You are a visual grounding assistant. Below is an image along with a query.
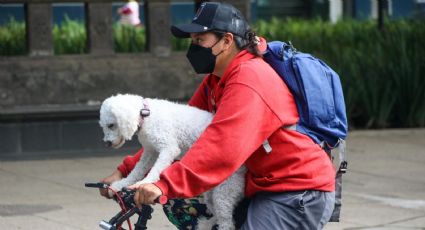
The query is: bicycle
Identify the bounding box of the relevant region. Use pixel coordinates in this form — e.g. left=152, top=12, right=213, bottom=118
left=85, top=182, right=167, bottom=230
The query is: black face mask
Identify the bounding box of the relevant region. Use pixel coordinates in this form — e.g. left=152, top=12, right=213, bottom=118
left=186, top=39, right=223, bottom=74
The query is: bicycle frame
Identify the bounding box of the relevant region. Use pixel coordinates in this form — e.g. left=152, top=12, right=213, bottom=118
left=99, top=205, right=153, bottom=230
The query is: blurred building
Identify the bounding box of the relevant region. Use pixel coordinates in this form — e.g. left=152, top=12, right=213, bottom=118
left=1, top=0, right=424, bottom=26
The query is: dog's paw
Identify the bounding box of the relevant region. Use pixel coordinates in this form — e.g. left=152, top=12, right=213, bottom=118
left=109, top=181, right=120, bottom=190
left=107, top=189, right=115, bottom=198
left=197, top=216, right=217, bottom=230
left=110, top=180, right=128, bottom=192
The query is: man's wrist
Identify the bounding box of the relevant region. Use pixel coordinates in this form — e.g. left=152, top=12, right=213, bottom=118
left=113, top=169, right=123, bottom=178
left=154, top=180, right=169, bottom=198
left=117, top=165, right=128, bottom=178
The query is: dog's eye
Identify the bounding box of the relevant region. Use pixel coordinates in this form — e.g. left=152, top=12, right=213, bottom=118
left=108, top=124, right=115, bottom=129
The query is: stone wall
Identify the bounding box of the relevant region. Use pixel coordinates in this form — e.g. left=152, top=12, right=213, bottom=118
left=0, top=53, right=200, bottom=108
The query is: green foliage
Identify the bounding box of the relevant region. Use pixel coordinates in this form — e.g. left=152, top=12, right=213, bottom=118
left=0, top=17, right=26, bottom=55
left=172, top=36, right=190, bottom=51
left=1, top=17, right=424, bottom=128
left=112, top=24, right=192, bottom=52
left=52, top=15, right=87, bottom=54
left=255, top=18, right=425, bottom=128
left=113, top=23, right=146, bottom=52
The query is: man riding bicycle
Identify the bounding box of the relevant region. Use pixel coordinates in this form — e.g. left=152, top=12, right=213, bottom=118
left=100, top=2, right=335, bottom=229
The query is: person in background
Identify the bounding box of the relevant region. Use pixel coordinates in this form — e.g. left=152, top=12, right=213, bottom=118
left=117, top=0, right=141, bottom=27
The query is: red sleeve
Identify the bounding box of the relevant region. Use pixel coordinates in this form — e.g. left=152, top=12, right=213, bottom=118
left=188, top=75, right=209, bottom=110
left=154, top=83, right=282, bottom=198
left=117, top=148, right=143, bottom=177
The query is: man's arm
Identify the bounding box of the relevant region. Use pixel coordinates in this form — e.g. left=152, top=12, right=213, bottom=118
left=154, top=83, right=282, bottom=198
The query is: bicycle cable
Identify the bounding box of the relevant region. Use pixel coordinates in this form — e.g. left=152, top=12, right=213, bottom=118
left=108, top=187, right=133, bottom=230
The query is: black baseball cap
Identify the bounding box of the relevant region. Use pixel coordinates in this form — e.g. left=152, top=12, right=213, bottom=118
left=171, top=2, right=250, bottom=38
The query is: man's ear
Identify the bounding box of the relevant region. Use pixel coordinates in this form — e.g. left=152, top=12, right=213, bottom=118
left=223, top=32, right=234, bottom=49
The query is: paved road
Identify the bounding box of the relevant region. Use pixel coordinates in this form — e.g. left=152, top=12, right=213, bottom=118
left=1, top=129, right=424, bottom=229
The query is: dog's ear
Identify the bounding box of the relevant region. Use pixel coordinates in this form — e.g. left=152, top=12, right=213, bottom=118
left=111, top=102, right=140, bottom=140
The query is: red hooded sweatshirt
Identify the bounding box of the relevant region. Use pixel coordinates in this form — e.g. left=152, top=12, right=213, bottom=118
left=118, top=48, right=335, bottom=198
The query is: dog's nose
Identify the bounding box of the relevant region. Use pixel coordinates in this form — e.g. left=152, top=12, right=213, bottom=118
left=105, top=141, right=112, bottom=148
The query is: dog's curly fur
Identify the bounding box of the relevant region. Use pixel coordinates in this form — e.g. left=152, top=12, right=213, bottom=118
left=99, top=93, right=246, bottom=230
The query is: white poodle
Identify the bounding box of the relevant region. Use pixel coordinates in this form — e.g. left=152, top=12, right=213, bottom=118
left=99, top=93, right=246, bottom=230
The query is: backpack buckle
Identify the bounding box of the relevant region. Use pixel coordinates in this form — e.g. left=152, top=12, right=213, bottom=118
left=338, top=161, right=348, bottom=174
left=288, top=41, right=297, bottom=52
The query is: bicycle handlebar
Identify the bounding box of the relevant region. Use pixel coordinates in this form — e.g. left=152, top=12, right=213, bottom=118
left=85, top=182, right=167, bottom=230
left=85, top=182, right=109, bottom=189
left=84, top=182, right=167, bottom=204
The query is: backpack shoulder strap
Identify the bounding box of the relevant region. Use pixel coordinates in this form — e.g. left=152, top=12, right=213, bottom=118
left=328, top=139, right=347, bottom=222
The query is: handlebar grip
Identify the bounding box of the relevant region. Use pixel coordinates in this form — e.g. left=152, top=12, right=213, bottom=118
left=85, top=182, right=108, bottom=189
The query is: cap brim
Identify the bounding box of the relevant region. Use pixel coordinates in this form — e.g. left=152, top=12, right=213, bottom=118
left=171, top=23, right=210, bottom=38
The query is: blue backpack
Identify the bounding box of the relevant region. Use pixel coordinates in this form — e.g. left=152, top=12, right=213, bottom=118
left=263, top=41, right=348, bottom=148
left=263, top=41, right=348, bottom=222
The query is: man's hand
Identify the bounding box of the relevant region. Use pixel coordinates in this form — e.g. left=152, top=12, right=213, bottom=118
left=99, top=170, right=123, bottom=198
left=128, top=183, right=163, bottom=208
